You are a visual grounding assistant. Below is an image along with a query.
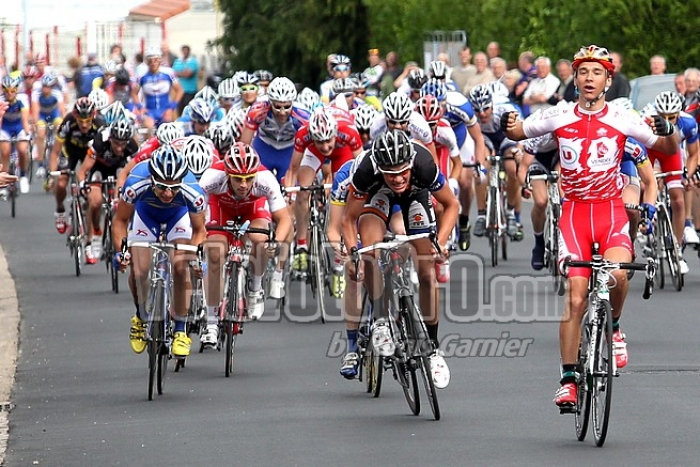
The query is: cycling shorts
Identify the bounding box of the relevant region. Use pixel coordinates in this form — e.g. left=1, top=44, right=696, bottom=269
left=58, top=147, right=89, bottom=171
left=299, top=145, right=354, bottom=175
left=252, top=138, right=293, bottom=183
left=206, top=196, right=271, bottom=243
left=559, top=198, right=632, bottom=279
left=0, top=128, right=30, bottom=142
left=145, top=107, right=170, bottom=125
left=38, top=112, right=62, bottom=126
left=88, top=163, right=125, bottom=184
left=647, top=150, right=683, bottom=189
left=128, top=204, right=191, bottom=243
left=361, top=187, right=435, bottom=234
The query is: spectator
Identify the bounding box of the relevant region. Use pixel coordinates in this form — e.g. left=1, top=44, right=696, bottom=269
left=109, top=44, right=126, bottom=64
left=363, top=48, right=384, bottom=99
left=605, top=51, right=631, bottom=100
left=490, top=57, right=507, bottom=80
left=675, top=72, right=686, bottom=96
left=503, top=68, right=523, bottom=105
left=173, top=45, right=200, bottom=115
left=393, top=60, right=421, bottom=92
left=161, top=41, right=177, bottom=67
left=683, top=68, right=700, bottom=108
left=554, top=59, right=576, bottom=102
left=649, top=55, right=666, bottom=75
left=513, top=51, right=536, bottom=107
left=76, top=53, right=104, bottom=98
left=65, top=56, right=81, bottom=88
left=134, top=53, right=147, bottom=77
left=486, top=41, right=501, bottom=60
left=523, top=56, right=560, bottom=115
left=450, top=46, right=476, bottom=93
left=435, top=52, right=453, bottom=80
left=462, top=52, right=495, bottom=95
left=384, top=51, right=402, bottom=81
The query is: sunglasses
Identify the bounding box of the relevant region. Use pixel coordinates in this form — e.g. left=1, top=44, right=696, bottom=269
left=354, top=90, right=367, bottom=96
left=228, top=173, right=257, bottom=182
left=660, top=113, right=679, bottom=121
left=343, top=92, right=355, bottom=98
left=271, top=103, right=292, bottom=111
left=333, top=65, right=350, bottom=72
left=152, top=180, right=183, bottom=192
left=221, top=97, right=236, bottom=103
left=377, top=162, right=413, bottom=175
left=240, top=85, right=259, bottom=92
left=387, top=119, right=408, bottom=126
left=76, top=116, right=94, bottom=123
left=3, top=87, right=18, bottom=92
left=474, top=106, right=492, bottom=114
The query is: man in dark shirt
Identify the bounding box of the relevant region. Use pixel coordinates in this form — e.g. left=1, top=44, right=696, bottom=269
left=605, top=51, right=631, bottom=100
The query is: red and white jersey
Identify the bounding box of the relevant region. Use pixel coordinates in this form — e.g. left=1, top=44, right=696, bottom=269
left=433, top=118, right=460, bottom=176
left=523, top=102, right=658, bottom=202
left=198, top=160, right=287, bottom=213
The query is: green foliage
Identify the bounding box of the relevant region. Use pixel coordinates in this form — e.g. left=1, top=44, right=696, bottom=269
left=216, top=0, right=700, bottom=86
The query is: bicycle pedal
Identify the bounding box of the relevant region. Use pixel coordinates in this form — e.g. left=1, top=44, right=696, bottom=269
left=558, top=405, right=576, bottom=415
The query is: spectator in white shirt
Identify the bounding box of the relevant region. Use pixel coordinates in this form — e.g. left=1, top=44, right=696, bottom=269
left=522, top=56, right=560, bottom=115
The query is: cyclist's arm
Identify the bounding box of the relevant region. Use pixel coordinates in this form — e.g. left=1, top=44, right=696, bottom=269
left=271, top=206, right=293, bottom=246
left=341, top=188, right=365, bottom=252
left=171, top=81, right=184, bottom=108
left=637, top=161, right=657, bottom=207
left=130, top=84, right=143, bottom=116
left=117, top=157, right=139, bottom=192
left=432, top=183, right=460, bottom=249
left=30, top=97, right=40, bottom=124
left=467, top=123, right=487, bottom=167
left=112, top=200, right=135, bottom=253
left=517, top=151, right=535, bottom=186
left=21, top=109, right=31, bottom=135
left=503, top=119, right=528, bottom=141
left=686, top=139, right=699, bottom=178
left=48, top=138, right=62, bottom=172
left=239, top=125, right=255, bottom=145
left=189, top=212, right=207, bottom=248
left=77, top=150, right=95, bottom=183
left=284, top=149, right=303, bottom=187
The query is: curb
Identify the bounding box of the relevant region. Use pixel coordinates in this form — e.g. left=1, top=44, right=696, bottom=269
left=0, top=244, right=19, bottom=465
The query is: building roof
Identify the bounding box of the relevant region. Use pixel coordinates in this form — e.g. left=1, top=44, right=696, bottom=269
left=128, top=0, right=190, bottom=21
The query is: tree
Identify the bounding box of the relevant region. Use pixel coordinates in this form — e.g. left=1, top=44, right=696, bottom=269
left=215, top=0, right=370, bottom=88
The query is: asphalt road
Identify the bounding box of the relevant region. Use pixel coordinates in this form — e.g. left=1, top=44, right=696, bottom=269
left=1, top=186, right=699, bottom=466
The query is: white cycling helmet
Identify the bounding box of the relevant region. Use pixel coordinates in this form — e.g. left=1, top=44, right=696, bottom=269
left=156, top=122, right=185, bottom=145
left=654, top=91, right=683, bottom=115
left=182, top=135, right=214, bottom=176
left=308, top=108, right=338, bottom=141
left=218, top=78, right=239, bottom=99
left=382, top=92, right=413, bottom=122
left=267, top=77, right=298, bottom=102
left=194, top=86, right=219, bottom=107
left=226, top=107, right=246, bottom=140
left=353, top=104, right=377, bottom=132
left=297, top=87, right=321, bottom=110
left=429, top=60, right=448, bottom=79
left=144, top=46, right=161, bottom=60
left=88, top=89, right=110, bottom=111
left=103, top=60, right=119, bottom=74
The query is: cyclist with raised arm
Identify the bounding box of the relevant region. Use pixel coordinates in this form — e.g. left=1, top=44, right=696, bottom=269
left=48, top=97, right=106, bottom=233
left=341, top=130, right=457, bottom=388
left=112, top=145, right=207, bottom=357
left=77, top=119, right=139, bottom=264
left=198, top=143, right=292, bottom=343
left=502, top=45, right=679, bottom=409
left=0, top=76, right=32, bottom=195
left=285, top=107, right=363, bottom=273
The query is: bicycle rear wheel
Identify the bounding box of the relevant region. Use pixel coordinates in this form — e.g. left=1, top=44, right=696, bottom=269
left=575, top=312, right=592, bottom=441
left=591, top=300, right=613, bottom=447
left=147, top=335, right=158, bottom=401
left=155, top=283, right=169, bottom=395
left=310, top=224, right=327, bottom=323
left=72, top=202, right=84, bottom=277
left=9, top=160, right=17, bottom=218
left=488, top=187, right=498, bottom=267
left=225, top=263, right=240, bottom=378
left=651, top=232, right=665, bottom=290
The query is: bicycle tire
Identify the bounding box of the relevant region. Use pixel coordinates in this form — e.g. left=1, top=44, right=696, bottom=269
left=73, top=201, right=83, bottom=277
left=591, top=299, right=613, bottom=447
left=147, top=335, right=157, bottom=401
left=660, top=213, right=682, bottom=292
left=9, top=159, right=16, bottom=218
left=360, top=292, right=383, bottom=398
left=225, top=262, right=240, bottom=378
left=651, top=232, right=665, bottom=290
left=488, top=186, right=498, bottom=267
left=489, top=229, right=498, bottom=267
left=575, top=312, right=592, bottom=441
left=397, top=298, right=420, bottom=416
left=310, top=224, right=327, bottom=323
left=155, top=282, right=169, bottom=395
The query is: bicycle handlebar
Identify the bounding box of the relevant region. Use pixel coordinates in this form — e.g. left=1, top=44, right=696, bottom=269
left=655, top=170, right=684, bottom=179
left=206, top=223, right=274, bottom=240
left=283, top=183, right=333, bottom=194
left=127, top=241, right=201, bottom=253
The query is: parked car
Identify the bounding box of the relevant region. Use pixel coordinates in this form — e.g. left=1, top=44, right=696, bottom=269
left=629, top=74, right=676, bottom=111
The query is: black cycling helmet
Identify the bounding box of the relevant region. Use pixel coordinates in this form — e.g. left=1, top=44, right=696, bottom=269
left=371, top=129, right=416, bottom=168
left=115, top=68, right=130, bottom=86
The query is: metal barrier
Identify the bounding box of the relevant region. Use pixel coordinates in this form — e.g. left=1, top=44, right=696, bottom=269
left=423, top=30, right=468, bottom=70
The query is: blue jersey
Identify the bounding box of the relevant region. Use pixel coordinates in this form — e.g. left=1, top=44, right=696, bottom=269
left=621, top=137, right=649, bottom=179
left=676, top=111, right=699, bottom=145
left=443, top=91, right=477, bottom=148
left=178, top=105, right=226, bottom=135
left=138, top=68, right=178, bottom=112
left=0, top=95, right=29, bottom=132
left=121, top=161, right=206, bottom=216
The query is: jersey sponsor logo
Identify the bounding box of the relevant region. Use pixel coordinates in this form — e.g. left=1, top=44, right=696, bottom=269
left=194, top=196, right=205, bottom=207
left=136, top=229, right=149, bottom=237
left=596, top=127, right=608, bottom=137
left=174, top=226, right=187, bottom=233
left=558, top=137, right=583, bottom=171
left=124, top=187, right=137, bottom=200
left=587, top=136, right=618, bottom=171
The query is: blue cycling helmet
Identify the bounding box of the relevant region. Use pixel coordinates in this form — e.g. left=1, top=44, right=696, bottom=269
left=149, top=144, right=189, bottom=181
left=188, top=98, right=215, bottom=124
left=2, top=75, right=21, bottom=89
left=420, top=78, right=447, bottom=102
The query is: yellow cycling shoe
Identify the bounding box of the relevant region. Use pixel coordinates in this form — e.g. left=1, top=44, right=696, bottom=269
left=331, top=272, right=346, bottom=299
left=129, top=315, right=147, bottom=354
left=172, top=332, right=192, bottom=358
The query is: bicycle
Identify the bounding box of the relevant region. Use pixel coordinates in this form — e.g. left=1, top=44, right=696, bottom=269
left=526, top=171, right=564, bottom=296
left=286, top=181, right=333, bottom=323
left=641, top=170, right=684, bottom=292
left=125, top=234, right=201, bottom=399
left=49, top=170, right=87, bottom=277
left=563, top=243, right=655, bottom=447
left=353, top=231, right=444, bottom=420
left=7, top=137, right=21, bottom=218
left=189, top=253, right=208, bottom=351
left=207, top=220, right=273, bottom=377
left=99, top=176, right=120, bottom=293
left=484, top=154, right=509, bottom=267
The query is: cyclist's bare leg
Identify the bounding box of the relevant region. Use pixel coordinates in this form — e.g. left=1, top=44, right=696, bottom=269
left=530, top=180, right=548, bottom=233
left=172, top=238, right=194, bottom=319
left=128, top=246, right=153, bottom=311
left=358, top=213, right=386, bottom=308
left=204, top=234, right=228, bottom=309
left=669, top=187, right=685, bottom=246
left=622, top=182, right=640, bottom=240
left=54, top=175, right=69, bottom=210
left=504, top=158, right=521, bottom=213
left=604, top=246, right=632, bottom=321
left=293, top=166, right=316, bottom=246
left=560, top=277, right=588, bottom=364
left=35, top=125, right=46, bottom=164
left=87, top=185, right=103, bottom=241
left=0, top=142, right=10, bottom=171
left=458, top=167, right=474, bottom=215
left=17, top=140, right=30, bottom=173
left=412, top=237, right=439, bottom=325
left=246, top=218, right=272, bottom=282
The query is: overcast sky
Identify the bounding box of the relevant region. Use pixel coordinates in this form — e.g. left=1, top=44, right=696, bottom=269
left=1, top=0, right=145, bottom=29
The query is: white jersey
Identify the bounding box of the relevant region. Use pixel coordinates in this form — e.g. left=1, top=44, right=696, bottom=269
left=370, top=111, right=433, bottom=146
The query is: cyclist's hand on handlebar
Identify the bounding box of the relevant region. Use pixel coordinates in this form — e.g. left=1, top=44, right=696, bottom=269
left=348, top=246, right=364, bottom=281
left=639, top=202, right=656, bottom=235
left=190, top=260, right=207, bottom=278
left=78, top=181, right=91, bottom=197
left=113, top=252, right=131, bottom=272
left=264, top=241, right=278, bottom=258
left=521, top=185, right=532, bottom=199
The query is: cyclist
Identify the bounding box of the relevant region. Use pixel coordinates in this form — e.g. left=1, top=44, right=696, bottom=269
left=351, top=104, right=377, bottom=146
left=225, top=107, right=246, bottom=141
left=204, top=122, right=234, bottom=158
left=112, top=144, right=207, bottom=357
left=297, top=87, right=321, bottom=111
left=88, top=88, right=111, bottom=112
left=31, top=73, right=66, bottom=180
left=105, top=68, right=139, bottom=112
left=351, top=72, right=382, bottom=111
left=501, top=44, right=679, bottom=408
left=184, top=86, right=225, bottom=122
left=0, top=76, right=32, bottom=195
left=181, top=135, right=216, bottom=180
left=469, top=84, right=525, bottom=241
left=428, top=60, right=458, bottom=91
left=330, top=77, right=360, bottom=111
left=48, top=97, right=107, bottom=232
left=255, top=69, right=274, bottom=95
left=405, top=69, right=428, bottom=103
left=286, top=107, right=363, bottom=273
left=646, top=91, right=699, bottom=273
left=342, top=129, right=457, bottom=388
left=133, top=46, right=184, bottom=130
left=218, top=78, right=240, bottom=114
left=233, top=71, right=260, bottom=111
left=198, top=142, right=292, bottom=343
left=421, top=78, right=488, bottom=250
left=320, top=54, right=352, bottom=104
left=178, top=98, right=215, bottom=136
left=77, top=118, right=139, bottom=264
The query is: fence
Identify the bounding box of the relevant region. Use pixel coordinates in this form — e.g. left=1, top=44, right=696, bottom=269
left=423, top=30, right=468, bottom=70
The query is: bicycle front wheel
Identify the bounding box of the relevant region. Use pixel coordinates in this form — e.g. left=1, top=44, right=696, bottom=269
left=660, top=212, right=683, bottom=291
left=591, top=300, right=613, bottom=447
left=155, top=283, right=169, bottom=395
left=404, top=297, right=440, bottom=420
left=396, top=299, right=420, bottom=416
left=72, top=202, right=84, bottom=277
left=360, top=292, right=383, bottom=398
left=575, top=312, right=592, bottom=441
left=225, top=263, right=240, bottom=378
left=310, top=224, right=328, bottom=323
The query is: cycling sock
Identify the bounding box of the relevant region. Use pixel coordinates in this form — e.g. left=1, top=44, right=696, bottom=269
left=174, top=318, right=186, bottom=333
left=477, top=209, right=486, bottom=216
left=248, top=274, right=263, bottom=292
left=534, top=233, right=544, bottom=247
left=426, top=324, right=439, bottom=346
left=206, top=305, right=218, bottom=325
left=296, top=239, right=308, bottom=250
left=685, top=218, right=694, bottom=228
left=612, top=318, right=620, bottom=332
left=56, top=205, right=66, bottom=213
left=560, top=364, right=577, bottom=384
left=272, top=269, right=284, bottom=281
left=19, top=169, right=26, bottom=177
left=371, top=297, right=385, bottom=320
left=459, top=215, right=470, bottom=229
left=346, top=329, right=358, bottom=354
left=514, top=211, right=521, bottom=223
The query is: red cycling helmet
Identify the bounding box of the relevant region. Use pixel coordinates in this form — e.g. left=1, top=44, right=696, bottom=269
left=572, top=45, right=615, bottom=76
left=223, top=142, right=261, bottom=175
